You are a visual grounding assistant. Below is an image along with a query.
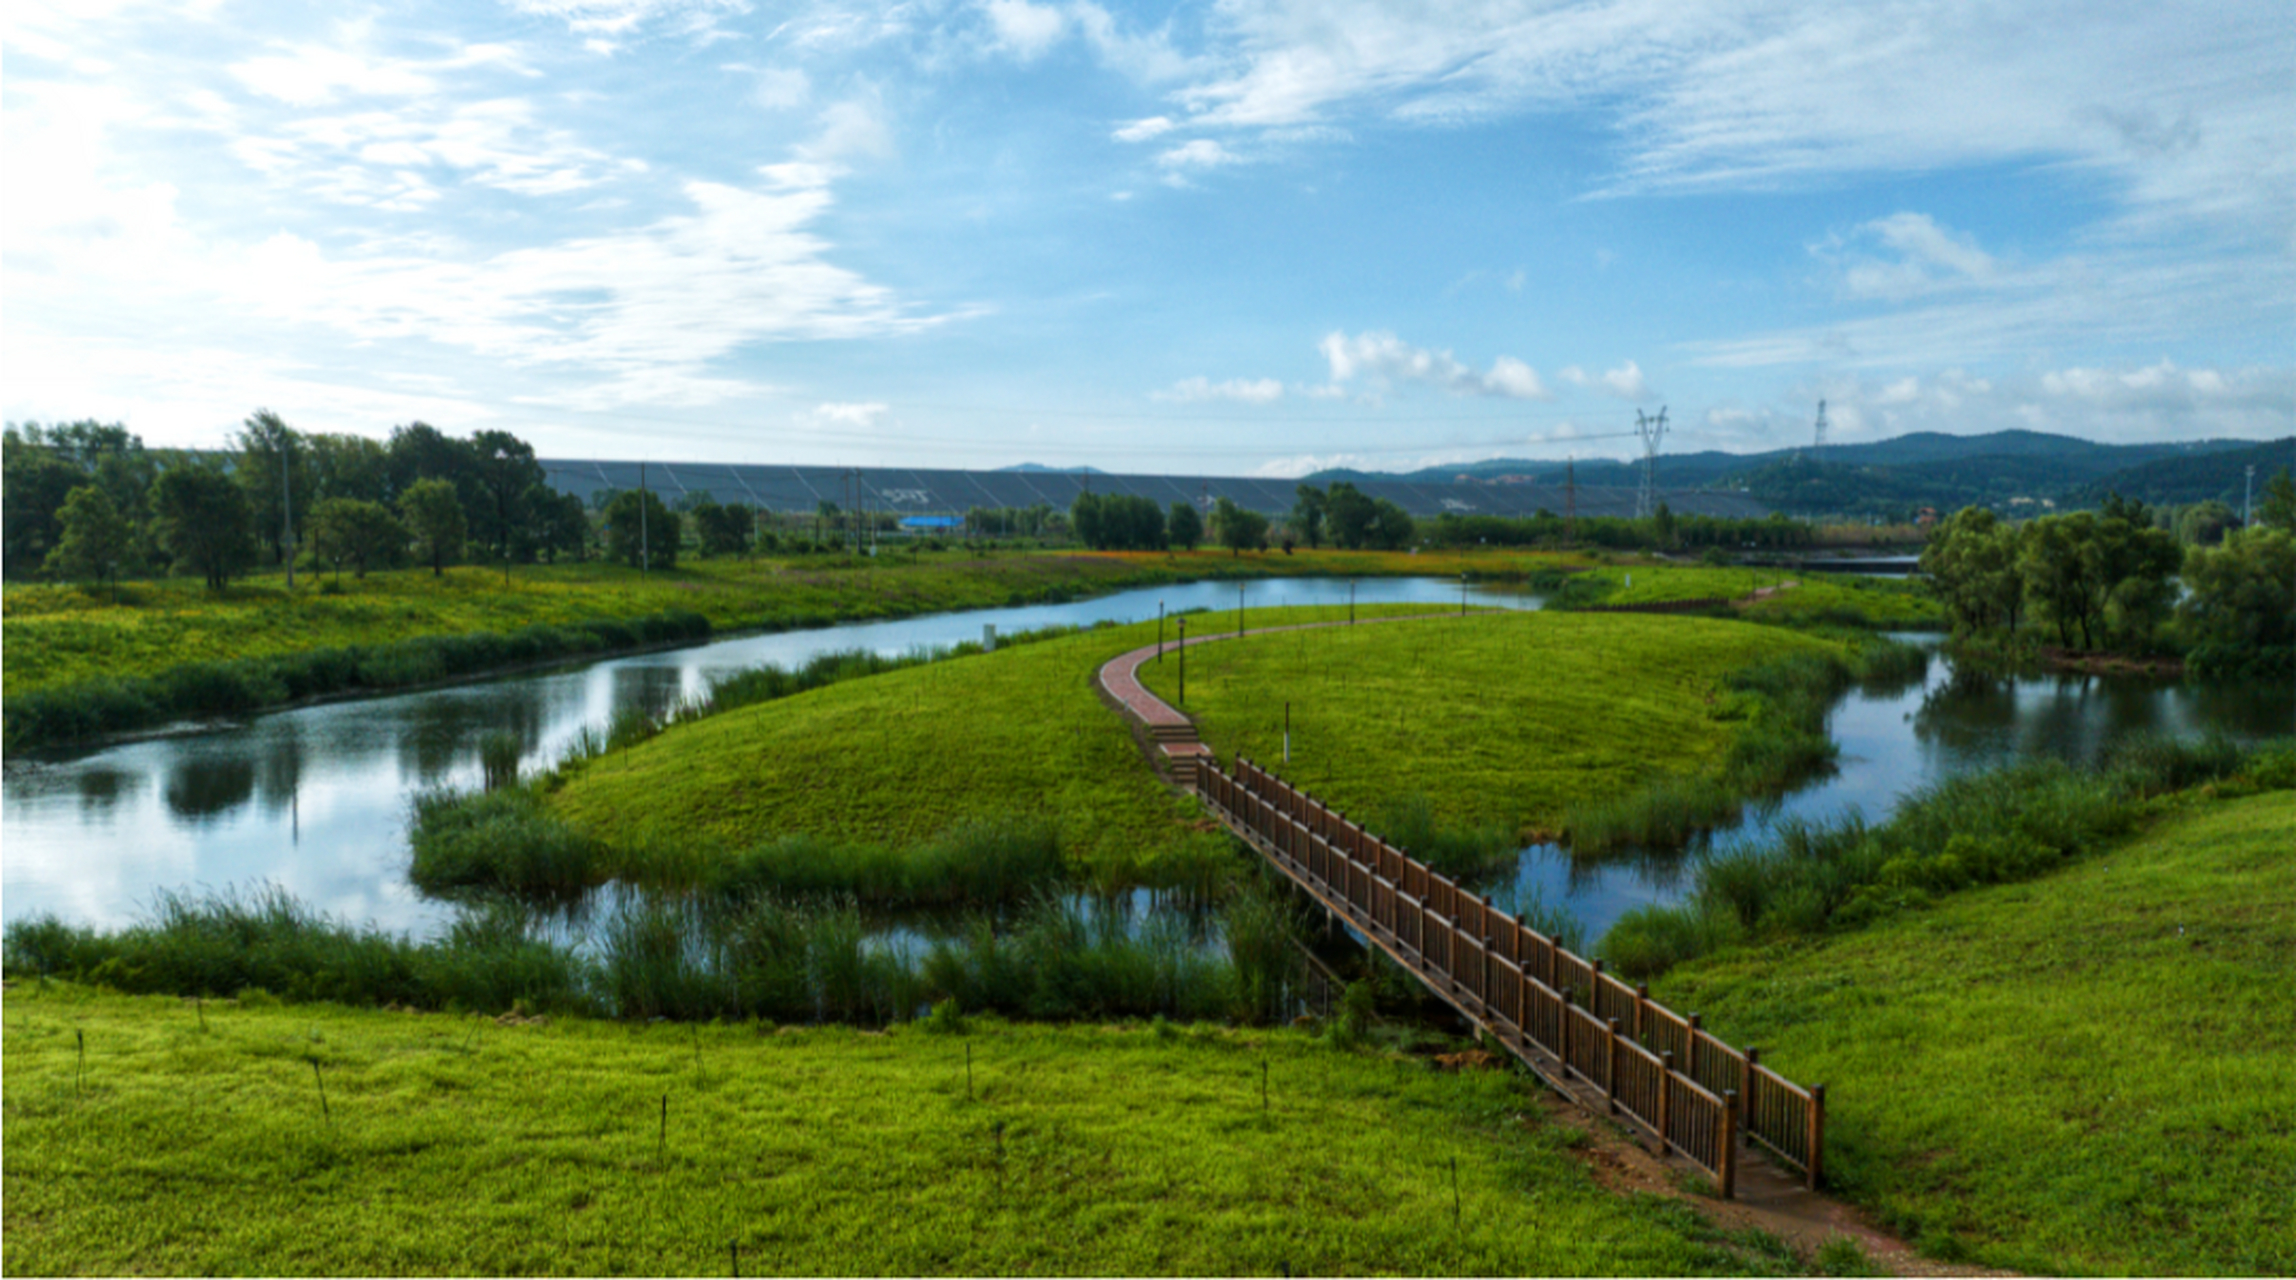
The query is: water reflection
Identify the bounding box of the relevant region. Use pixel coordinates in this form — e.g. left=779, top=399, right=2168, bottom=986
left=4, top=577, right=1541, bottom=932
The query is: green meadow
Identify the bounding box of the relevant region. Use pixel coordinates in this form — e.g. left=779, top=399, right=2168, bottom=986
left=1133, top=611, right=1846, bottom=836
left=1648, top=789, right=2296, bottom=1275
left=1562, top=564, right=1941, bottom=627
left=544, top=605, right=1456, bottom=893
left=0, top=986, right=1792, bottom=1276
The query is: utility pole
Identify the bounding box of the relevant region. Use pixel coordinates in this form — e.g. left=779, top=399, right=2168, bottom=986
left=639, top=461, right=650, bottom=574
left=1565, top=456, right=1577, bottom=546
left=1811, top=399, right=1829, bottom=463
left=281, top=435, right=295, bottom=590
left=1635, top=407, right=1669, bottom=520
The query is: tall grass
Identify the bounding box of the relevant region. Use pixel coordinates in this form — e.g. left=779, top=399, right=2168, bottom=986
left=3, top=880, right=1306, bottom=1027
left=1598, top=733, right=2288, bottom=979
left=1377, top=794, right=1520, bottom=881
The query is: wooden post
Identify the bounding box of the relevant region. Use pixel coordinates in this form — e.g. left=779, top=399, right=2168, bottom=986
left=1590, top=957, right=1606, bottom=1016
left=1634, top=983, right=1650, bottom=1042
left=1718, top=1091, right=1739, bottom=1200
left=1656, top=1051, right=1676, bottom=1158
left=1559, top=988, right=1574, bottom=1079
left=1686, top=1013, right=1703, bottom=1083
left=1742, top=1047, right=1760, bottom=1144
left=1808, top=1084, right=1827, bottom=1190
left=1605, top=1018, right=1622, bottom=1114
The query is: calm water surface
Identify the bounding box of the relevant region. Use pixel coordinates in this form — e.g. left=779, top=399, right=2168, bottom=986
left=2, top=577, right=1537, bottom=931
left=7, top=585, right=2288, bottom=943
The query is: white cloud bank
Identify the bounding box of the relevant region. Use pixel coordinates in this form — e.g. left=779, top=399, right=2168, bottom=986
left=1319, top=331, right=1552, bottom=400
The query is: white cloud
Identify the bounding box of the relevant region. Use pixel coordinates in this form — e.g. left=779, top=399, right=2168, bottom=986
left=1823, top=212, right=1998, bottom=301
left=1156, top=376, right=1284, bottom=404
left=1319, top=331, right=1553, bottom=400
left=506, top=0, right=746, bottom=40
left=980, top=0, right=1066, bottom=60
left=744, top=66, right=812, bottom=110
left=1156, top=139, right=1238, bottom=169
left=800, top=97, right=894, bottom=161
left=230, top=47, right=437, bottom=106
left=803, top=400, right=891, bottom=427
left=1113, top=115, right=1176, bottom=142
left=1559, top=359, right=1649, bottom=401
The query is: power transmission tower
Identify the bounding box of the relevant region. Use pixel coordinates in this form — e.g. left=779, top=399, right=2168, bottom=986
left=1635, top=407, right=1669, bottom=520
left=1811, top=399, right=1829, bottom=462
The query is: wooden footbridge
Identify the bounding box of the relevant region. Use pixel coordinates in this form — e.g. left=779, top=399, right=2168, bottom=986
left=1098, top=622, right=1827, bottom=1199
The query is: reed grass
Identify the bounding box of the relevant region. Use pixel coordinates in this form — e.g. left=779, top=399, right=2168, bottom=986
left=1597, top=734, right=2291, bottom=980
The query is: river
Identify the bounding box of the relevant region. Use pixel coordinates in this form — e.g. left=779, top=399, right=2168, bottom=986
left=5, top=578, right=2287, bottom=941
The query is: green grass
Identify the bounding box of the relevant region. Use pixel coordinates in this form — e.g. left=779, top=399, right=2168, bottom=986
left=1647, top=790, right=2296, bottom=1275
left=1563, top=564, right=1942, bottom=628
left=1, top=985, right=1790, bottom=1276
left=547, top=605, right=1455, bottom=894
left=1134, top=611, right=1845, bottom=838
left=0, top=554, right=1192, bottom=701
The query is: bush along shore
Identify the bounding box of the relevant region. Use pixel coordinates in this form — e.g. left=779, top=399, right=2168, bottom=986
left=1559, top=634, right=1931, bottom=858
left=0, top=551, right=1296, bottom=752
left=1, top=880, right=1315, bottom=1030
left=2, top=608, right=713, bottom=752
left=1596, top=733, right=2296, bottom=980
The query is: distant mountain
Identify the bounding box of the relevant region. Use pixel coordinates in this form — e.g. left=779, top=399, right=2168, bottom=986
left=999, top=462, right=1107, bottom=474
left=2070, top=437, right=2296, bottom=509
left=1302, top=430, right=2264, bottom=517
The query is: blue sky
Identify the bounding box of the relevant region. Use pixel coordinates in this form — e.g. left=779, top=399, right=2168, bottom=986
left=5, top=0, right=2292, bottom=473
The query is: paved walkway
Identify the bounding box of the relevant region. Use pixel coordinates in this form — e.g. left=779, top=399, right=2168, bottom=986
left=1095, top=611, right=1465, bottom=773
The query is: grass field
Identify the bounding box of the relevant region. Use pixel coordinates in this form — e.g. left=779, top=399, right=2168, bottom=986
left=0, top=985, right=1793, bottom=1276
left=545, top=605, right=1457, bottom=892
left=1133, top=611, right=1844, bottom=837
left=1562, top=565, right=1941, bottom=627
left=0, top=554, right=1168, bottom=700
left=1648, top=789, right=2296, bottom=1275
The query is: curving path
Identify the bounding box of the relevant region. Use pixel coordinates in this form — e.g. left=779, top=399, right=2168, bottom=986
left=1095, top=611, right=1463, bottom=777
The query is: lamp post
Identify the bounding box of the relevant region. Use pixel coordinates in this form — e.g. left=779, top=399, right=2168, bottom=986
left=1349, top=578, right=1356, bottom=626
left=1237, top=583, right=1245, bottom=639
left=1460, top=572, right=1468, bottom=616
left=1157, top=601, right=1165, bottom=664
left=1177, top=616, right=1187, bottom=705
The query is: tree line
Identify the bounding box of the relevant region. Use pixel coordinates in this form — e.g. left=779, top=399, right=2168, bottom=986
left=1920, top=477, right=2295, bottom=676
left=5, top=415, right=600, bottom=592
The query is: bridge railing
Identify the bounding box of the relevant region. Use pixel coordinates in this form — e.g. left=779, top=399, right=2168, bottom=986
left=1200, top=754, right=1824, bottom=1197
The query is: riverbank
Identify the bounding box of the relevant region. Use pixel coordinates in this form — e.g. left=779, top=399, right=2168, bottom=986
left=1644, top=787, right=2296, bottom=1275
left=1, top=550, right=1585, bottom=753
left=0, top=984, right=1792, bottom=1276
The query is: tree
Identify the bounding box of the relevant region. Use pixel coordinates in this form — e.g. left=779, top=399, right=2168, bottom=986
left=2178, top=528, right=2296, bottom=676
left=1325, top=483, right=1377, bottom=549
left=2175, top=500, right=2238, bottom=547
left=1921, top=507, right=2023, bottom=634
left=399, top=478, right=467, bottom=577
left=309, top=497, right=406, bottom=579
left=2, top=429, right=88, bottom=576
left=466, top=430, right=544, bottom=567
left=1070, top=492, right=1165, bottom=550
left=1370, top=498, right=1416, bottom=550
left=527, top=487, right=591, bottom=563
left=151, top=462, right=256, bottom=591
left=1212, top=497, right=1268, bottom=557
left=690, top=498, right=754, bottom=557
left=1290, top=485, right=1327, bottom=549
left=2018, top=514, right=2101, bottom=648
left=1168, top=501, right=1204, bottom=551
left=2260, top=468, right=2296, bottom=533
left=385, top=422, right=474, bottom=502
left=43, top=485, right=136, bottom=600
left=307, top=433, right=391, bottom=505
left=1652, top=501, right=1678, bottom=550
left=234, top=409, right=311, bottom=572
left=604, top=489, right=678, bottom=569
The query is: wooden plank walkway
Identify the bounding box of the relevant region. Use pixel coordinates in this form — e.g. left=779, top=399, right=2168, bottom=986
left=1093, top=614, right=1828, bottom=1200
